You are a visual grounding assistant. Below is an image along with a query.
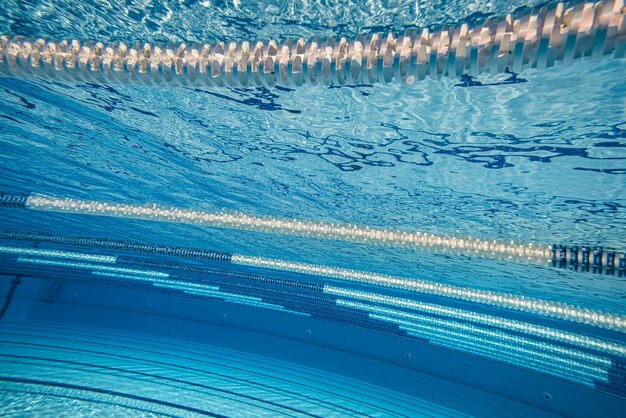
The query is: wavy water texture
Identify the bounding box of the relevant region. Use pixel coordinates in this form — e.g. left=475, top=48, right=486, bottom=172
left=0, top=0, right=548, bottom=43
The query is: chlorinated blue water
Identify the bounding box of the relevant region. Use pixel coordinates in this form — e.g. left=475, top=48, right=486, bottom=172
left=0, top=1, right=625, bottom=417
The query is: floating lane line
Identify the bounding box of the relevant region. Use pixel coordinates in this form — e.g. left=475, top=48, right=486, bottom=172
left=0, top=243, right=625, bottom=332
left=3, top=193, right=624, bottom=275
left=0, top=1, right=624, bottom=87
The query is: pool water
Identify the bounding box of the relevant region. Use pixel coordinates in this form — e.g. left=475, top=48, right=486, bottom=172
left=0, top=0, right=625, bottom=416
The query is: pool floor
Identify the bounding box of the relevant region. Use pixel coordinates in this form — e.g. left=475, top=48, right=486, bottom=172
left=0, top=321, right=462, bottom=417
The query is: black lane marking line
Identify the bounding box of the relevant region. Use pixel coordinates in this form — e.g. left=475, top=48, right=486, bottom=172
left=0, top=329, right=395, bottom=416
left=0, top=231, right=233, bottom=262
left=0, top=276, right=22, bottom=319
left=0, top=354, right=299, bottom=418
left=0, top=341, right=326, bottom=418
left=0, top=376, right=227, bottom=417
left=0, top=387, right=181, bottom=418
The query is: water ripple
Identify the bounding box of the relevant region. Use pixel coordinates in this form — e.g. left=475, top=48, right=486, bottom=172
left=0, top=0, right=548, bottom=42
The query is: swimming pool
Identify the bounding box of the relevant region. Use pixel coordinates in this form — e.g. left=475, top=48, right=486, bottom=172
left=0, top=0, right=625, bottom=416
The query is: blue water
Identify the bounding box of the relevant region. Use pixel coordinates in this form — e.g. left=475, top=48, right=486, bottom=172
left=0, top=1, right=625, bottom=417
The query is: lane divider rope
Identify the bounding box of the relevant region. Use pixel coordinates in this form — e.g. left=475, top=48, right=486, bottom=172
left=0, top=237, right=624, bottom=332
left=1, top=0, right=624, bottom=87
left=1, top=192, right=623, bottom=275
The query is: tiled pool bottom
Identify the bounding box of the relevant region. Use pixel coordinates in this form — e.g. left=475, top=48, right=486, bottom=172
left=0, top=309, right=620, bottom=418
left=0, top=322, right=461, bottom=417
left=0, top=255, right=624, bottom=417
